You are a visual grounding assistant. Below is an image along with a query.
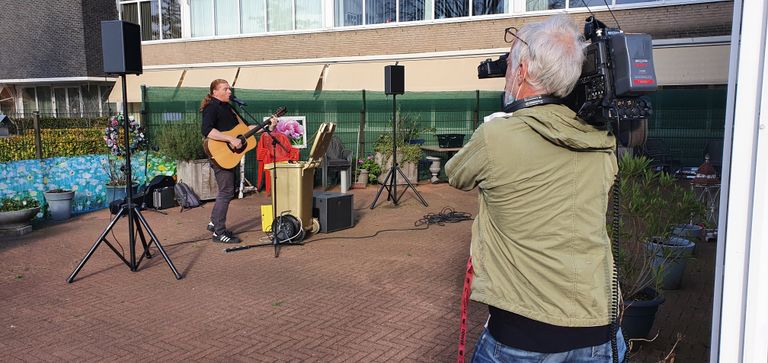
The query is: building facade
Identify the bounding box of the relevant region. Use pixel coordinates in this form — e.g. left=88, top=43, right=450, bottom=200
left=107, top=0, right=732, bottom=104
left=0, top=0, right=118, bottom=117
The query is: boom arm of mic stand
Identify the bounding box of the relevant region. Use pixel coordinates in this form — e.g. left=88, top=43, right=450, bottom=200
left=231, top=104, right=291, bottom=153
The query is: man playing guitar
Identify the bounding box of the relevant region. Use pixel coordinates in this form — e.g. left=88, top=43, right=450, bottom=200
left=200, top=79, right=276, bottom=243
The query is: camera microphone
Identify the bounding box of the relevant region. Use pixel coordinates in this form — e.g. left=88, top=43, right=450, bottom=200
left=230, top=95, right=247, bottom=107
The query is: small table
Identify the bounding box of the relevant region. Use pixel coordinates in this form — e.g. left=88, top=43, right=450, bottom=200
left=691, top=181, right=720, bottom=227
left=420, top=146, right=463, bottom=182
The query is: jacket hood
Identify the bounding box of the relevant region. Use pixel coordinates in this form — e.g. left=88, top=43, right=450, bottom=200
left=515, top=104, right=616, bottom=152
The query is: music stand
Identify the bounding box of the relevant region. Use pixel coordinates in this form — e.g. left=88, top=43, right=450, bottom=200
left=370, top=64, right=428, bottom=209
left=67, top=72, right=181, bottom=282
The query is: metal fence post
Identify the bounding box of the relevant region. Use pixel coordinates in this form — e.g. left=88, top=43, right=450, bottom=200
left=33, top=111, right=42, bottom=159
left=356, top=89, right=367, bottom=174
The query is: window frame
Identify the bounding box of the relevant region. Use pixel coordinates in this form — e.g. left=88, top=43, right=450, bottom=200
left=119, top=0, right=182, bottom=41
left=131, top=0, right=716, bottom=42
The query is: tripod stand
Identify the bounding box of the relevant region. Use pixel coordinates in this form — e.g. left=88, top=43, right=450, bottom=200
left=228, top=103, right=299, bottom=257
left=370, top=93, right=428, bottom=209
left=67, top=73, right=181, bottom=283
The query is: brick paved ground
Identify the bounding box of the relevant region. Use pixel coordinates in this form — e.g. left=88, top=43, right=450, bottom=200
left=0, top=183, right=714, bottom=362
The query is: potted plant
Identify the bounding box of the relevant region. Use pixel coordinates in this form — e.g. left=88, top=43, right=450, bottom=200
left=103, top=114, right=145, bottom=202
left=153, top=123, right=216, bottom=200
left=355, top=154, right=381, bottom=188
left=396, top=111, right=435, bottom=145
left=43, top=188, right=75, bottom=221
left=613, top=153, right=704, bottom=340
left=0, top=194, right=40, bottom=236
left=373, top=132, right=423, bottom=185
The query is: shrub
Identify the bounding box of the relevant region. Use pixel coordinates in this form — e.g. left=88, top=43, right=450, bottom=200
left=0, top=128, right=104, bottom=162
left=153, top=123, right=206, bottom=161
left=0, top=195, right=40, bottom=212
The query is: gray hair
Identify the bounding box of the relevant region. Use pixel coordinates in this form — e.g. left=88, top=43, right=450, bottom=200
left=509, top=15, right=586, bottom=97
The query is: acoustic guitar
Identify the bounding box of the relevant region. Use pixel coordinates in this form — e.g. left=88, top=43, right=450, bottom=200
left=203, top=106, right=287, bottom=169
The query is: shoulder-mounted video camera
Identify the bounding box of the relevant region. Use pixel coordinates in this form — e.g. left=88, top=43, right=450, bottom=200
left=478, top=17, right=657, bottom=145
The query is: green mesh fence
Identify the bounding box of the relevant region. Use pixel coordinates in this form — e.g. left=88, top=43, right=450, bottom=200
left=141, top=87, right=501, bottom=184
left=647, top=86, right=726, bottom=167
left=140, top=85, right=726, bottom=184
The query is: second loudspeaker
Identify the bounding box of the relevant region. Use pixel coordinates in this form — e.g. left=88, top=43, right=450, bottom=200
left=384, top=65, right=404, bottom=95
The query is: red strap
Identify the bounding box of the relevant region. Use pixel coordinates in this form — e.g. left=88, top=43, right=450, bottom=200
left=458, top=256, right=473, bottom=363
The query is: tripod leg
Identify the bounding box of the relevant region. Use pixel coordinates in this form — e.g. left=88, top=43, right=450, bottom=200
left=131, top=210, right=152, bottom=259
left=67, top=206, right=130, bottom=283
left=369, top=167, right=395, bottom=209
left=134, top=208, right=182, bottom=280
left=395, top=166, right=428, bottom=207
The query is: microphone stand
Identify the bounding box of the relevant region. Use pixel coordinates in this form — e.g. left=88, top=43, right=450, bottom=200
left=228, top=103, right=296, bottom=257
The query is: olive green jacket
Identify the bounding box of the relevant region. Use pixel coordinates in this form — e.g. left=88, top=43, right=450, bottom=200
left=445, top=104, right=618, bottom=327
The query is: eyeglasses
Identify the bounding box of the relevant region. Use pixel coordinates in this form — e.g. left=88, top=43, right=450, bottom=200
left=504, top=26, right=529, bottom=47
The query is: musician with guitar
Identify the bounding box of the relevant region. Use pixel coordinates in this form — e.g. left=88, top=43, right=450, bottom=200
left=200, top=79, right=277, bottom=244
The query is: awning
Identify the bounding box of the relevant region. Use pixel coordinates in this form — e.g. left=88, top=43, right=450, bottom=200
left=113, top=43, right=729, bottom=102
left=653, top=44, right=730, bottom=85
left=235, top=64, right=327, bottom=90
left=107, top=70, right=184, bottom=103
left=180, top=67, right=239, bottom=88
left=233, top=57, right=505, bottom=92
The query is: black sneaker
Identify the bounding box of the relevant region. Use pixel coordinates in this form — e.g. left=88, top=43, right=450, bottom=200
left=212, top=232, right=241, bottom=244
left=207, top=222, right=215, bottom=232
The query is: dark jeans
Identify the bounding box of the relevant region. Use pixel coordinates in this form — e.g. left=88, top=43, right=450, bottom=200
left=210, top=161, right=235, bottom=235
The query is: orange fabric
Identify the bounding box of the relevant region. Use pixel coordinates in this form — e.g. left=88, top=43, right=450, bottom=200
left=256, top=132, right=300, bottom=194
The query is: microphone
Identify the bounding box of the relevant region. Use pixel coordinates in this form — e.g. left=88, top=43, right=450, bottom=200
left=230, top=95, right=247, bottom=107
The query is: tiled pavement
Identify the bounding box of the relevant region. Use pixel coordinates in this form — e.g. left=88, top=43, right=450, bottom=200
left=0, top=183, right=713, bottom=362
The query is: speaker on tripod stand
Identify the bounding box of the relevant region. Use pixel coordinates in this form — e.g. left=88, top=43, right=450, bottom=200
left=370, top=64, right=428, bottom=209
left=67, top=20, right=181, bottom=283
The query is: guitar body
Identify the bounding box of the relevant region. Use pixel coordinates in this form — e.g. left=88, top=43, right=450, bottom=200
left=203, top=123, right=257, bottom=169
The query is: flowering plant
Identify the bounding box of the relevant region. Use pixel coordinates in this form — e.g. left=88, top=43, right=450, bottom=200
left=104, top=114, right=146, bottom=156
left=0, top=195, right=40, bottom=212
left=357, top=154, right=381, bottom=184
left=103, top=114, right=147, bottom=185
left=275, top=118, right=306, bottom=147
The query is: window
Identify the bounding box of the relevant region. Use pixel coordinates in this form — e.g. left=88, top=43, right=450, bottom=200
left=240, top=0, right=266, bottom=34
left=22, top=88, right=37, bottom=116
left=36, top=87, right=52, bottom=116
left=191, top=0, right=214, bottom=37
left=366, top=0, right=396, bottom=24
left=473, top=0, right=505, bottom=15
left=101, top=86, right=116, bottom=116
left=120, top=0, right=182, bottom=40
left=335, top=0, right=362, bottom=26
left=296, top=0, right=323, bottom=30
left=435, top=0, right=468, bottom=19
left=162, top=0, right=182, bottom=38
left=400, top=0, right=428, bottom=22
left=54, top=88, right=68, bottom=117
left=267, top=0, right=293, bottom=31
left=81, top=86, right=100, bottom=115
left=216, top=0, right=240, bottom=35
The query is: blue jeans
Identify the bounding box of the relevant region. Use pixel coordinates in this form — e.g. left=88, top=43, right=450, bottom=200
left=471, top=328, right=626, bottom=363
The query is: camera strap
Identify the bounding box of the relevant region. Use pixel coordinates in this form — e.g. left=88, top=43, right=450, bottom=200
left=457, top=256, right=474, bottom=363
left=503, top=95, right=562, bottom=113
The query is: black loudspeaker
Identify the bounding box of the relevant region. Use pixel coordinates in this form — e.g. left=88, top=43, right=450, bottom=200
left=312, top=192, right=354, bottom=233
left=101, top=20, right=143, bottom=75
left=384, top=65, right=404, bottom=95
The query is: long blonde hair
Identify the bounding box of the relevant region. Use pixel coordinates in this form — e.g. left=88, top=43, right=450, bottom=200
left=199, top=79, right=229, bottom=112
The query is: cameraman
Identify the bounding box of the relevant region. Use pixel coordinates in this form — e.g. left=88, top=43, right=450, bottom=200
left=445, top=15, right=624, bottom=362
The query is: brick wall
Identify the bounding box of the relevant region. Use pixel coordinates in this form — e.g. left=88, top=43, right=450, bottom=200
left=0, top=0, right=116, bottom=80
left=141, top=2, right=733, bottom=67
left=81, top=0, right=119, bottom=77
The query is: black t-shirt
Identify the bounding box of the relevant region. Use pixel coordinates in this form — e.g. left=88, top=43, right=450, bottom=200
left=201, top=98, right=239, bottom=137
left=487, top=305, right=611, bottom=353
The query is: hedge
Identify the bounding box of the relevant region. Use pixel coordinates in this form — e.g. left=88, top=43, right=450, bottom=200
left=0, top=128, right=105, bottom=162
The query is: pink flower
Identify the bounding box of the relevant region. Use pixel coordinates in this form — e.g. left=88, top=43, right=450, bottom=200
left=277, top=119, right=304, bottom=141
